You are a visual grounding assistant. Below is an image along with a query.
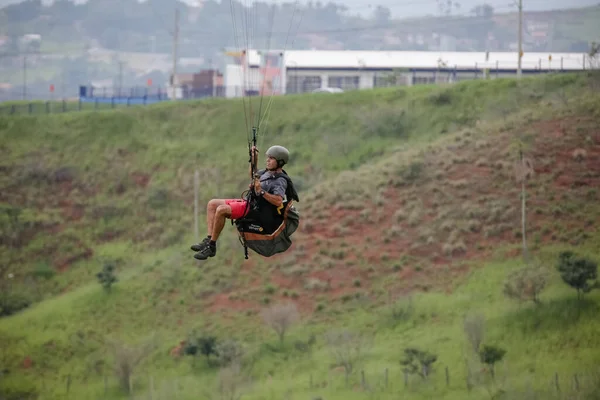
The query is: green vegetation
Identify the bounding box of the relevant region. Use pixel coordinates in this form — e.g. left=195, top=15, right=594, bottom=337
left=1, top=71, right=599, bottom=400
left=0, top=99, right=135, bottom=115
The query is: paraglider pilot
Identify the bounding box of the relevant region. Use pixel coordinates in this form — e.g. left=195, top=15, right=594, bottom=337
left=190, top=145, right=291, bottom=260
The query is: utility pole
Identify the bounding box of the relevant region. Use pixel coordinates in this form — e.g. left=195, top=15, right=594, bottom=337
left=22, top=55, right=27, bottom=100
left=171, top=7, right=179, bottom=100
left=517, top=0, right=523, bottom=78
left=118, top=60, right=124, bottom=97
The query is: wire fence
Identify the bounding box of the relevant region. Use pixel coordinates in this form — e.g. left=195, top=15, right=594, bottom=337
left=50, top=365, right=599, bottom=400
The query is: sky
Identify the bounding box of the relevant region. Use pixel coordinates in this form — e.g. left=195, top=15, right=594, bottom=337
left=0, top=0, right=598, bottom=19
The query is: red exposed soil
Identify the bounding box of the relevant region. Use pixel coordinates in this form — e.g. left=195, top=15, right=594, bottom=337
left=199, top=114, right=600, bottom=317
left=54, top=246, right=93, bottom=272
left=6, top=112, right=599, bottom=319
left=131, top=171, right=151, bottom=188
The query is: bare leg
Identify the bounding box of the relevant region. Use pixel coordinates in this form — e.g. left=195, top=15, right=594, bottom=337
left=206, top=199, right=226, bottom=237
left=211, top=205, right=232, bottom=241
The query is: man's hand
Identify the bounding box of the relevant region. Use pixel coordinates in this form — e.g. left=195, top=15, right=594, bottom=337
left=253, top=177, right=261, bottom=193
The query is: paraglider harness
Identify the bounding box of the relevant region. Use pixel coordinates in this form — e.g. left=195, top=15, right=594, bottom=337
left=232, top=127, right=300, bottom=259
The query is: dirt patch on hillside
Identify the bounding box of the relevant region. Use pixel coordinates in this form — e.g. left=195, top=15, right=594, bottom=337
left=201, top=114, right=600, bottom=317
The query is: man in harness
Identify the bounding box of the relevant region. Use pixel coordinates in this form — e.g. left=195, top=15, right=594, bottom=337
left=191, top=145, right=298, bottom=260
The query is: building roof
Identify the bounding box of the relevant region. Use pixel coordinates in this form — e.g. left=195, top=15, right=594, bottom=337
left=281, top=50, right=589, bottom=71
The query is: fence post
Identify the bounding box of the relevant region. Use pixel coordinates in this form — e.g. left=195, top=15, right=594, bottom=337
left=554, top=372, right=560, bottom=393
left=361, top=370, right=365, bottom=389
left=65, top=374, right=71, bottom=395
left=445, top=366, right=450, bottom=386
left=384, top=368, right=388, bottom=388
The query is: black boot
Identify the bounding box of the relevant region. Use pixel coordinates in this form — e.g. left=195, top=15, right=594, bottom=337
left=194, top=241, right=216, bottom=260
left=190, top=236, right=211, bottom=252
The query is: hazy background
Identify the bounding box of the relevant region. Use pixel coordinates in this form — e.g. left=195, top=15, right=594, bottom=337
left=1, top=0, right=599, bottom=18
left=1, top=0, right=598, bottom=102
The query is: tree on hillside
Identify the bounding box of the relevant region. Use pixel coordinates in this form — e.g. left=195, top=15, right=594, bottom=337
left=325, top=329, right=371, bottom=385
left=503, top=263, right=548, bottom=305
left=479, top=344, right=506, bottom=380
left=96, top=262, right=117, bottom=292
left=107, top=335, right=158, bottom=394
left=214, top=339, right=245, bottom=368
left=400, top=347, right=438, bottom=380
left=463, top=313, right=485, bottom=355
left=260, top=302, right=300, bottom=347
left=207, top=361, right=252, bottom=400
left=556, top=251, right=598, bottom=301
left=184, top=331, right=219, bottom=366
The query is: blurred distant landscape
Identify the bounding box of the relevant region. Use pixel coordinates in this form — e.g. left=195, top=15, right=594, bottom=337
left=1, top=0, right=599, bottom=101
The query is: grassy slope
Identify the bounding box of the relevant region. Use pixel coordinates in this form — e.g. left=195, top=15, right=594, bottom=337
left=1, top=72, right=600, bottom=399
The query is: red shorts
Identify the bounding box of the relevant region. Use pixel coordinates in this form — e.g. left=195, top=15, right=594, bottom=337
left=225, top=199, right=250, bottom=220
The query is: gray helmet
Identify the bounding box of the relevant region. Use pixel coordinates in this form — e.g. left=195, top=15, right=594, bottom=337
left=266, top=145, right=289, bottom=167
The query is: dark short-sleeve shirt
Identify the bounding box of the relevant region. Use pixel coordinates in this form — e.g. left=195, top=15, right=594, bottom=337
left=258, top=170, right=288, bottom=201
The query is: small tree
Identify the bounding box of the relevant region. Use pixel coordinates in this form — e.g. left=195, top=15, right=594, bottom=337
left=479, top=345, right=506, bottom=380
left=387, top=291, right=414, bottom=323
left=212, top=361, right=252, bottom=400
left=463, top=313, right=485, bottom=355
left=96, top=262, right=117, bottom=292
left=260, top=302, right=299, bottom=347
left=400, top=347, right=438, bottom=380
left=184, top=331, right=219, bottom=366
left=325, top=329, right=370, bottom=384
left=556, top=251, right=598, bottom=300
left=215, top=339, right=245, bottom=367
left=503, top=265, right=548, bottom=305
left=107, top=335, right=157, bottom=394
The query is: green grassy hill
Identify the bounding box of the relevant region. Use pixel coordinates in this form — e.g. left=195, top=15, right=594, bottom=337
left=1, top=72, right=599, bottom=400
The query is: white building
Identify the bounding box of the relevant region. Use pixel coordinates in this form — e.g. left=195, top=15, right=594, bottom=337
left=224, top=49, right=590, bottom=97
